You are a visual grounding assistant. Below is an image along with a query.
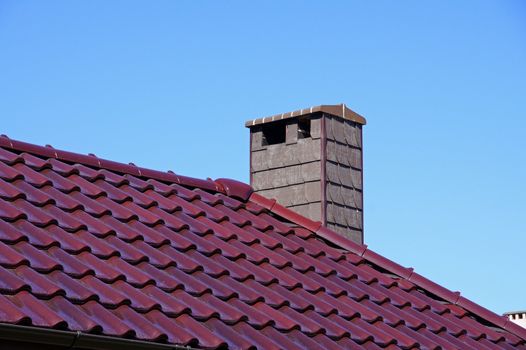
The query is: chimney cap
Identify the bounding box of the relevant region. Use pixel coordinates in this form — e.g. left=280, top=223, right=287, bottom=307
left=245, top=103, right=367, bottom=128
left=504, top=310, right=526, bottom=315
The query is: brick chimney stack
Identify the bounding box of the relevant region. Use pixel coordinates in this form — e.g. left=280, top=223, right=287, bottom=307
left=246, top=104, right=366, bottom=244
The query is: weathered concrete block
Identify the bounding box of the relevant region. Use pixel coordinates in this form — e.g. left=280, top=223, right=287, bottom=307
left=344, top=122, right=362, bottom=148
left=251, top=150, right=269, bottom=172
left=289, top=202, right=322, bottom=222
left=349, top=147, right=362, bottom=169
left=326, top=183, right=344, bottom=204
left=296, top=138, right=321, bottom=163
left=286, top=122, right=298, bottom=145
left=300, top=162, right=321, bottom=183
left=251, top=130, right=266, bottom=151
left=340, top=186, right=362, bottom=209
left=310, top=117, right=322, bottom=139
left=332, top=118, right=346, bottom=144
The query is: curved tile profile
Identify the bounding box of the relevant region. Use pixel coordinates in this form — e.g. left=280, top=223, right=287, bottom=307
left=0, top=136, right=524, bottom=350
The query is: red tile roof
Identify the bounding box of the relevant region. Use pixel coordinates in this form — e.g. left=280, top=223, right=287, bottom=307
left=0, top=135, right=524, bottom=350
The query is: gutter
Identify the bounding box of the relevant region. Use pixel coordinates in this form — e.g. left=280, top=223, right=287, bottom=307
left=0, top=323, right=202, bottom=350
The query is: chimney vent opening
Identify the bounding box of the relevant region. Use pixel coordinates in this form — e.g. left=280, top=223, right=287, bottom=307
left=297, top=118, right=311, bottom=139
left=262, top=122, right=286, bottom=145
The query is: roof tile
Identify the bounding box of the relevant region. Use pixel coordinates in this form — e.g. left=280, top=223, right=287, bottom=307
left=13, top=242, right=61, bottom=272
left=0, top=199, right=29, bottom=222
left=0, top=219, right=26, bottom=243
left=113, top=306, right=168, bottom=342
left=0, top=265, right=29, bottom=293
left=205, top=318, right=255, bottom=350
left=80, top=301, right=135, bottom=337
left=4, top=180, right=33, bottom=201
left=112, top=280, right=160, bottom=312
left=218, top=275, right=262, bottom=303
left=80, top=276, right=129, bottom=306
left=0, top=147, right=22, bottom=164
left=47, top=297, right=102, bottom=333
left=163, top=266, right=211, bottom=295
left=47, top=159, right=78, bottom=176
left=193, top=273, right=237, bottom=300
left=68, top=174, right=106, bottom=197
left=47, top=247, right=93, bottom=277
left=13, top=163, right=52, bottom=187
left=0, top=293, right=32, bottom=324
left=21, top=153, right=49, bottom=169
left=144, top=310, right=198, bottom=346
left=7, top=291, right=67, bottom=328
left=50, top=270, right=97, bottom=302
left=142, top=285, right=189, bottom=315
left=12, top=221, right=57, bottom=248
left=175, top=314, right=227, bottom=349
left=0, top=240, right=29, bottom=267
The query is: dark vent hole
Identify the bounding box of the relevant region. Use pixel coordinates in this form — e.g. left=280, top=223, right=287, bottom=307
left=298, top=119, right=311, bottom=139
left=262, top=123, right=285, bottom=145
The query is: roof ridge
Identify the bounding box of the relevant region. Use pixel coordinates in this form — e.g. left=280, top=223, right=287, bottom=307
left=0, top=135, right=224, bottom=194
left=249, top=192, right=526, bottom=341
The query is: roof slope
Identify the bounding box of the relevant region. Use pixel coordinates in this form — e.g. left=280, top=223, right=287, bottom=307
left=0, top=135, right=524, bottom=350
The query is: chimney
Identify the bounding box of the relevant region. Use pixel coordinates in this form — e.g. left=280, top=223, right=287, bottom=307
left=504, top=311, right=526, bottom=329
left=246, top=104, right=366, bottom=244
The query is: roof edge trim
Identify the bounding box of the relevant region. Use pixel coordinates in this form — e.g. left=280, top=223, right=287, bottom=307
left=407, top=272, right=461, bottom=304
left=504, top=320, right=526, bottom=340
left=272, top=202, right=322, bottom=232
left=248, top=191, right=526, bottom=341
left=245, top=103, right=367, bottom=127
left=0, top=135, right=221, bottom=193
left=249, top=193, right=277, bottom=211
left=456, top=296, right=508, bottom=329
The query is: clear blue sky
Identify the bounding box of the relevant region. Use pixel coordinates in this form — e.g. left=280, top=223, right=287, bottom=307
left=1, top=1, right=525, bottom=314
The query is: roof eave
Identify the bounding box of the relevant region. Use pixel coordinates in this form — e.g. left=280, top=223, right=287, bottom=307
left=0, top=323, right=202, bottom=350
